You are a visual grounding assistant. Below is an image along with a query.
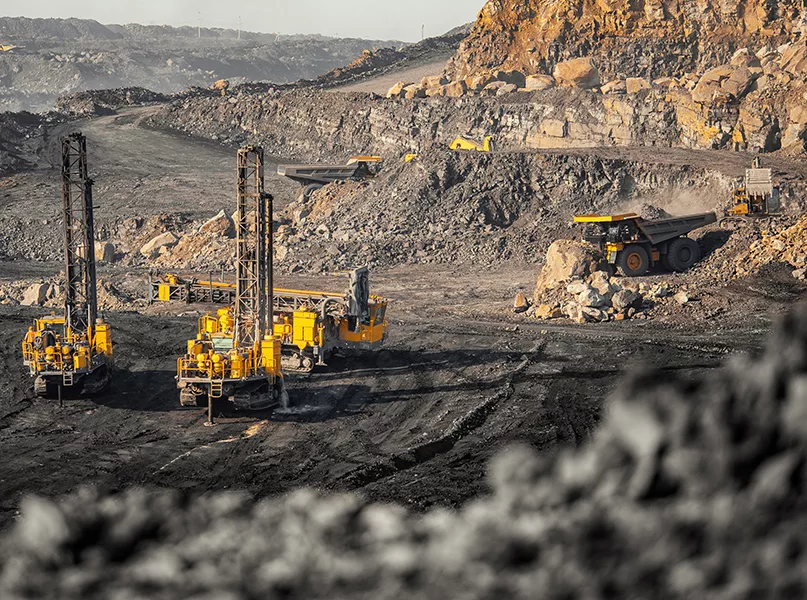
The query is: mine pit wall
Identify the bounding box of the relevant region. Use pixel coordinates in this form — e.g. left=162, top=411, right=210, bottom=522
left=447, top=0, right=804, bottom=81
left=0, top=151, right=736, bottom=270
left=151, top=87, right=790, bottom=163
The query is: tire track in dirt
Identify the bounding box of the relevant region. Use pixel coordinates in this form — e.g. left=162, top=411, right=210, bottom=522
left=340, top=342, right=545, bottom=489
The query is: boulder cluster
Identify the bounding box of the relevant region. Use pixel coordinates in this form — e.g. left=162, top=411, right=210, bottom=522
left=523, top=240, right=692, bottom=323
left=733, top=215, right=807, bottom=279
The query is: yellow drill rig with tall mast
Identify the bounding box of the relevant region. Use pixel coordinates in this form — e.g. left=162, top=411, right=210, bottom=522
left=176, top=146, right=287, bottom=424
left=21, top=133, right=113, bottom=400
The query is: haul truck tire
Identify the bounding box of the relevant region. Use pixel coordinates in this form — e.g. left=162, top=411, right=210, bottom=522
left=666, top=237, right=701, bottom=272
left=617, top=244, right=650, bottom=277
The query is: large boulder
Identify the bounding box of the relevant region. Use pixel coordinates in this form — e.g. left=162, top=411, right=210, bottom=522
left=140, top=232, right=179, bottom=258
left=534, top=240, right=604, bottom=295
left=553, top=58, right=600, bottom=89
left=626, top=77, right=652, bottom=94
left=780, top=41, right=807, bottom=75
left=481, top=81, right=509, bottom=96
left=443, top=81, right=468, bottom=98
left=386, top=81, right=412, bottom=99
left=21, top=283, right=49, bottom=306
left=601, top=80, right=627, bottom=94
left=420, top=75, right=448, bottom=89
left=692, top=65, right=758, bottom=103
left=94, top=241, right=116, bottom=263
left=578, top=288, right=609, bottom=309
left=493, top=69, right=526, bottom=88
left=721, top=67, right=756, bottom=98
left=467, top=74, right=495, bottom=91
left=403, top=85, right=426, bottom=99
left=589, top=271, right=617, bottom=298
left=496, top=83, right=518, bottom=96
left=199, top=209, right=234, bottom=237
left=611, top=289, right=642, bottom=311
left=524, top=74, right=555, bottom=91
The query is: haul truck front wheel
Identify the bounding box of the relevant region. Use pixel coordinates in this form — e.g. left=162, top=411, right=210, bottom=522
left=617, top=245, right=650, bottom=277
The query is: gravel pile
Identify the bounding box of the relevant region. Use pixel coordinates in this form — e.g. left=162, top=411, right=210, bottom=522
left=3, top=303, right=807, bottom=599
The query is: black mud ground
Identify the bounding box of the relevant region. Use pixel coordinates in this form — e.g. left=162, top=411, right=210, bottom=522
left=0, top=287, right=805, bottom=599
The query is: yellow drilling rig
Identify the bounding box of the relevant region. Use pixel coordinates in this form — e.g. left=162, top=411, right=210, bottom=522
left=148, top=267, right=389, bottom=373
left=176, top=146, right=287, bottom=423
left=21, top=133, right=113, bottom=400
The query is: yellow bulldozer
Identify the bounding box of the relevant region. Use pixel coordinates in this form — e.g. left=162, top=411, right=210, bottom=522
left=721, top=157, right=781, bottom=227
left=449, top=136, right=495, bottom=152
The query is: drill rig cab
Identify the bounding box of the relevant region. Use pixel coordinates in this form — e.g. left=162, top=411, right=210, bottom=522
left=21, top=133, right=113, bottom=398
left=176, top=146, right=287, bottom=419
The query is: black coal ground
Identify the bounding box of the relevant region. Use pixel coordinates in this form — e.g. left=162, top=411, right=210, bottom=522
left=1, top=299, right=806, bottom=599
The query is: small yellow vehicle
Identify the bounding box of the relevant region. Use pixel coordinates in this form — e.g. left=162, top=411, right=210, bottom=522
left=449, top=136, right=495, bottom=152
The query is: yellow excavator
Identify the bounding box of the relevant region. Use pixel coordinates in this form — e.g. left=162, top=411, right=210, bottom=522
left=176, top=146, right=286, bottom=422
left=0, top=45, right=23, bottom=52
left=449, top=136, right=495, bottom=152
left=21, top=133, right=113, bottom=400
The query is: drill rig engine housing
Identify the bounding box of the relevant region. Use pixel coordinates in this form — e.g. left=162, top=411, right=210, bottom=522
left=21, top=133, right=113, bottom=398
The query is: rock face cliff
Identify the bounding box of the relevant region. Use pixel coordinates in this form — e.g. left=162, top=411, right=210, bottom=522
left=447, top=0, right=806, bottom=80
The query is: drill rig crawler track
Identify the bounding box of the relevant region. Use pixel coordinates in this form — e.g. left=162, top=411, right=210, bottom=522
left=21, top=133, right=113, bottom=399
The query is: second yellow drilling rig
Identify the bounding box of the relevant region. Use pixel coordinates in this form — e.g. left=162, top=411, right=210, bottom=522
left=176, top=146, right=287, bottom=422
left=21, top=133, right=113, bottom=399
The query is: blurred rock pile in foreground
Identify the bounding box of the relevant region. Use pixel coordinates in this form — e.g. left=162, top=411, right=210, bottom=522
left=3, top=302, right=807, bottom=598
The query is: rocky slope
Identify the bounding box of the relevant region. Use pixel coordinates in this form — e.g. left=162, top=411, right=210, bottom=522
left=4, top=303, right=807, bottom=599
left=447, top=0, right=806, bottom=81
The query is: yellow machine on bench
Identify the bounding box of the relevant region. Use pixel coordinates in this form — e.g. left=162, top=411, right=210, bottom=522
left=449, top=135, right=495, bottom=153
left=721, top=157, right=781, bottom=227
left=22, top=133, right=113, bottom=399
left=151, top=267, right=388, bottom=372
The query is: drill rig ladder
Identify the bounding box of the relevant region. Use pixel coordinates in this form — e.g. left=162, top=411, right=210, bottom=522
left=62, top=133, right=98, bottom=339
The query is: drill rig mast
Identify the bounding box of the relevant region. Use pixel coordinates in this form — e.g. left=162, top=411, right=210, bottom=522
left=177, top=146, right=287, bottom=423
left=22, top=133, right=113, bottom=398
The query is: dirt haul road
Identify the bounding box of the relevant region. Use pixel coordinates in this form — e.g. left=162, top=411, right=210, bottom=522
left=0, top=107, right=791, bottom=526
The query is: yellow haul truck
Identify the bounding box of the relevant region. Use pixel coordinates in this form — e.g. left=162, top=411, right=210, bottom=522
left=574, top=212, right=717, bottom=276
left=150, top=267, right=388, bottom=372
left=176, top=146, right=286, bottom=422
left=22, top=133, right=113, bottom=399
